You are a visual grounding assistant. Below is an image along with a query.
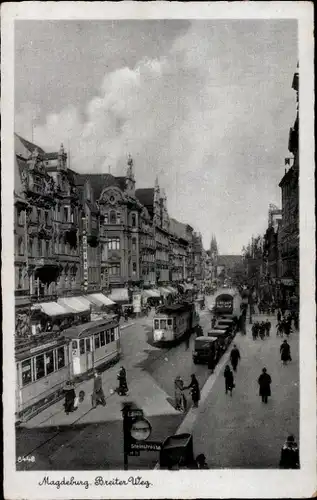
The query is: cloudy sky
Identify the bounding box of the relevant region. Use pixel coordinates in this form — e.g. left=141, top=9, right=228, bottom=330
left=15, top=20, right=297, bottom=253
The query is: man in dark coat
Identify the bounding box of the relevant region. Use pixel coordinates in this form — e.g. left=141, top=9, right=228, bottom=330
left=184, top=374, right=200, bottom=408
left=258, top=367, right=272, bottom=403
left=92, top=370, right=106, bottom=408
left=279, top=435, right=300, bottom=469
left=230, top=344, right=241, bottom=372
left=224, top=365, right=234, bottom=396
left=280, top=340, right=292, bottom=365
left=63, top=381, right=76, bottom=414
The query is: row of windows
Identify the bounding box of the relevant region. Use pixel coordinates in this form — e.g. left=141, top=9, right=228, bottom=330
left=103, top=211, right=138, bottom=227
left=72, top=328, right=117, bottom=354
left=154, top=319, right=173, bottom=329
left=20, top=346, right=67, bottom=387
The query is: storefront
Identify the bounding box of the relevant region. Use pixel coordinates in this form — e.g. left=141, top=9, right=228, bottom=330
left=57, top=296, right=91, bottom=323
left=30, top=301, right=74, bottom=335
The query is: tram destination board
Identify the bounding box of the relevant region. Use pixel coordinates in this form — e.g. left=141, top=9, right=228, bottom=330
left=127, top=409, right=144, bottom=418
left=130, top=441, right=162, bottom=452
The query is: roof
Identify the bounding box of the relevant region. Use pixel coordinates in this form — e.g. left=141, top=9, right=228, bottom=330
left=216, top=255, right=243, bottom=268
left=73, top=173, right=127, bottom=200
left=135, top=188, right=154, bottom=209
left=15, top=133, right=46, bottom=157
left=62, top=317, right=117, bottom=339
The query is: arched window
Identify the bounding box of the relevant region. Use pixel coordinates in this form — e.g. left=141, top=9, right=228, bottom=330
left=110, top=210, right=117, bottom=224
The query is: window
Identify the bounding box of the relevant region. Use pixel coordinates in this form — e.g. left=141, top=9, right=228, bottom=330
left=18, top=237, right=24, bottom=255
left=100, top=331, right=105, bottom=346
left=94, top=334, right=100, bottom=349
left=37, top=208, right=42, bottom=223
left=45, top=240, right=50, bottom=257
left=110, top=328, right=115, bottom=342
left=57, top=346, right=65, bottom=369
left=35, top=354, right=45, bottom=380
left=108, top=238, right=120, bottom=250
left=17, top=267, right=23, bottom=289
left=132, top=238, right=136, bottom=251
left=21, top=359, right=32, bottom=386
left=104, top=213, right=109, bottom=224
left=45, top=350, right=54, bottom=375
left=132, top=262, right=137, bottom=273
left=116, top=212, right=121, bottom=224
left=110, top=210, right=117, bottom=224
left=85, top=338, right=91, bottom=352
left=64, top=207, right=68, bottom=222
left=109, top=264, right=120, bottom=276
left=37, top=238, right=42, bottom=257
left=154, top=320, right=159, bottom=329
left=44, top=211, right=49, bottom=225
left=131, top=214, right=136, bottom=227
left=18, top=210, right=24, bottom=226
left=105, top=330, right=111, bottom=344
left=80, top=339, right=85, bottom=354
left=167, top=319, right=173, bottom=326
left=72, top=340, right=78, bottom=351
left=160, top=319, right=167, bottom=329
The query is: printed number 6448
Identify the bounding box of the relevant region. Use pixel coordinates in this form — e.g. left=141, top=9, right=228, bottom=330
left=17, top=455, right=35, bottom=463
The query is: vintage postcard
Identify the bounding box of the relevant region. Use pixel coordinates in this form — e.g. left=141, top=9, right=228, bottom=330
left=2, top=1, right=315, bottom=498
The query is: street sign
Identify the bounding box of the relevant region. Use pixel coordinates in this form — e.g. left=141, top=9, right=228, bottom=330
left=130, top=418, right=152, bottom=441
left=127, top=409, right=143, bottom=418
left=130, top=441, right=162, bottom=452
left=128, top=450, right=140, bottom=457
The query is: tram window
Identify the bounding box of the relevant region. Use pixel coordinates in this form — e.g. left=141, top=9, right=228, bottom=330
left=85, top=338, right=91, bottom=352
left=45, top=350, right=54, bottom=375
left=154, top=320, right=159, bottom=329
left=21, top=359, right=32, bottom=386
left=72, top=340, right=78, bottom=350
left=35, top=355, right=45, bottom=380
left=167, top=319, right=173, bottom=326
left=94, top=334, right=100, bottom=349
left=57, top=346, right=65, bottom=369
left=110, top=328, right=115, bottom=342
left=80, top=339, right=85, bottom=354
left=100, top=331, right=105, bottom=346
left=105, top=330, right=110, bottom=344
left=160, top=319, right=167, bottom=329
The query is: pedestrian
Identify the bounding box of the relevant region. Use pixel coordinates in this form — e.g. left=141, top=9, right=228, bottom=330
left=184, top=374, right=200, bottom=408
left=259, top=322, right=265, bottom=340
left=195, top=453, right=209, bottom=469
left=63, top=380, right=76, bottom=414
left=117, top=366, right=129, bottom=395
left=279, top=435, right=300, bottom=469
left=224, top=365, right=235, bottom=396
left=174, top=376, right=186, bottom=411
left=92, top=370, right=106, bottom=408
left=258, top=367, right=272, bottom=403
left=252, top=323, right=257, bottom=341
left=277, top=309, right=282, bottom=323
left=265, top=320, right=271, bottom=337
left=230, top=344, right=241, bottom=372
left=280, top=339, right=292, bottom=365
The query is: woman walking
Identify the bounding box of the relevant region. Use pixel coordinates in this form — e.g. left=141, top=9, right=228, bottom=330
left=258, top=367, right=272, bottom=403
left=280, top=340, right=292, bottom=365
left=224, top=365, right=235, bottom=396
left=184, top=374, right=200, bottom=408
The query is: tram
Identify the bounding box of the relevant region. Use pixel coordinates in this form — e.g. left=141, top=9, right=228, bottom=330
left=214, top=290, right=242, bottom=319
left=15, top=316, right=120, bottom=423
left=153, top=302, right=199, bottom=344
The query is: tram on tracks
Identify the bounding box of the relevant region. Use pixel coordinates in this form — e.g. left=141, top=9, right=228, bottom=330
left=15, top=316, right=120, bottom=423
left=152, top=302, right=199, bottom=344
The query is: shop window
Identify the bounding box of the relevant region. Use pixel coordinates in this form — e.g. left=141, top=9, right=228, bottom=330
left=110, top=210, right=117, bottom=224
left=105, top=330, right=111, bottom=344
left=94, top=334, right=100, bottom=349
left=57, top=346, right=65, bottom=369
left=21, top=359, right=32, bottom=386
left=110, top=328, right=115, bottom=342
left=85, top=338, right=91, bottom=352
left=80, top=339, right=85, bottom=354
left=100, top=331, right=105, bottom=346
left=45, top=350, right=54, bottom=375
left=35, top=355, right=45, bottom=380
left=154, top=320, right=159, bottom=329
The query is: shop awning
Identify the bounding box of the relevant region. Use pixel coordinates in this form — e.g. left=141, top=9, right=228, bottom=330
left=108, top=288, right=129, bottom=303
left=165, top=286, right=178, bottom=295
left=159, top=287, right=172, bottom=296
left=142, top=289, right=160, bottom=299
left=58, top=296, right=91, bottom=314
left=31, top=301, right=70, bottom=317
left=85, top=293, right=115, bottom=307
